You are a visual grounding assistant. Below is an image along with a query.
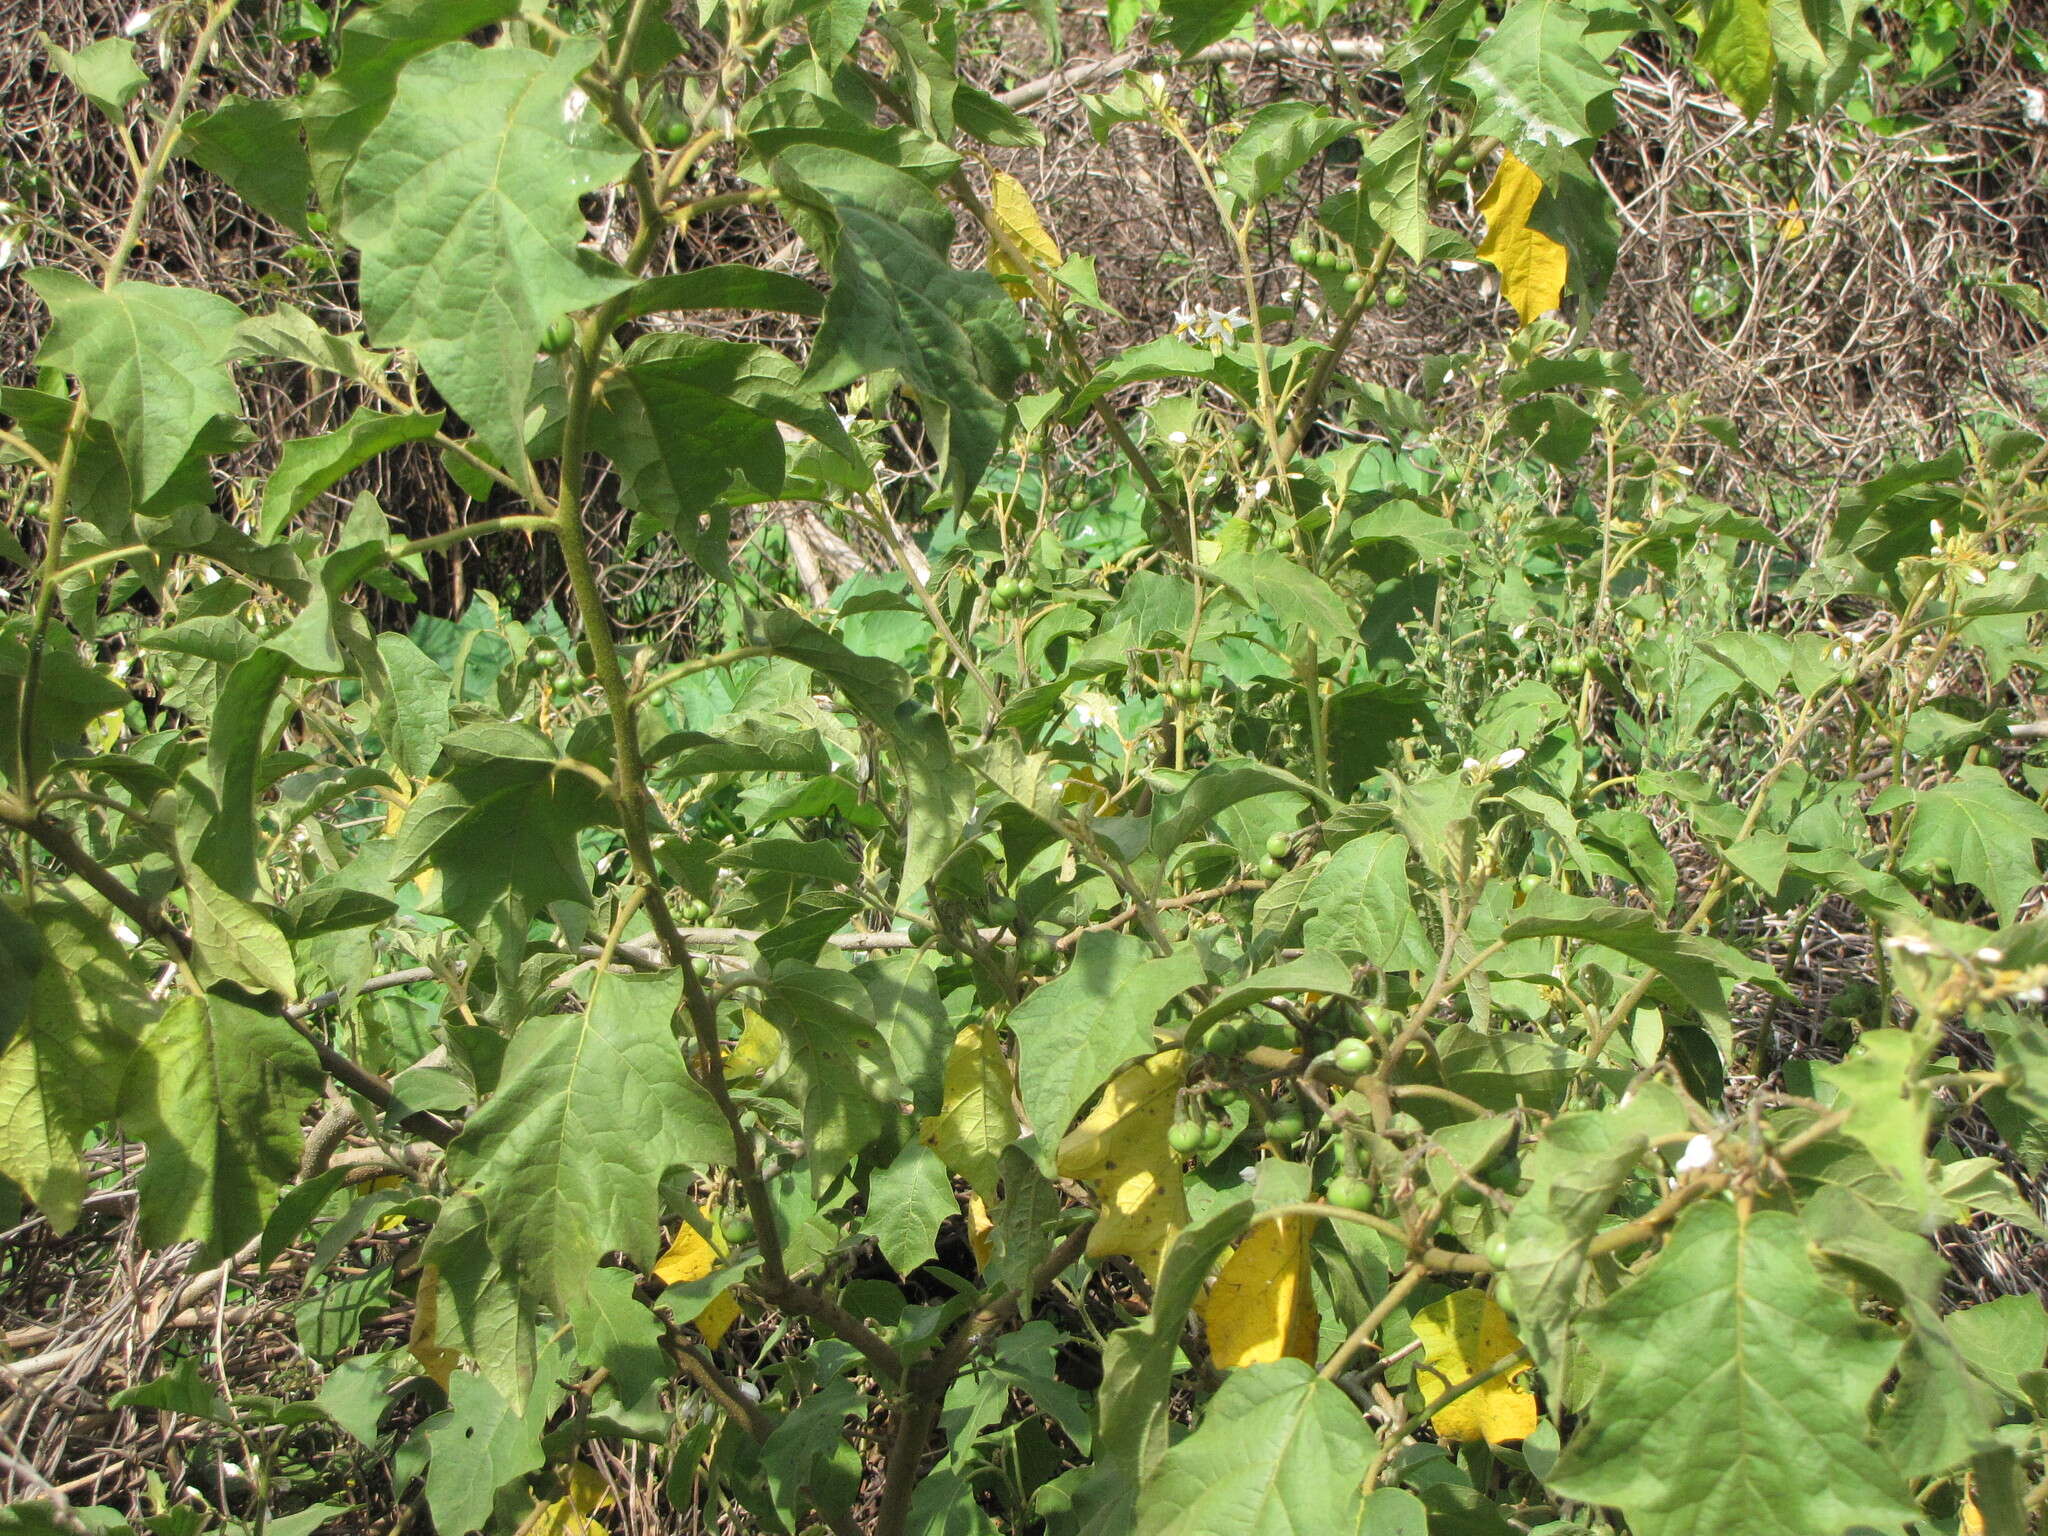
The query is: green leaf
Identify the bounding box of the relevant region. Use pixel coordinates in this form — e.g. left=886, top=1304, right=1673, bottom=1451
left=1503, top=889, right=1778, bottom=1053
left=1900, top=766, right=2048, bottom=922
left=390, top=737, right=609, bottom=931
left=1459, top=0, right=1621, bottom=150
left=337, top=40, right=635, bottom=464
left=1817, top=1028, right=1937, bottom=1228
left=449, top=971, right=733, bottom=1316
left=179, top=96, right=314, bottom=236
left=117, top=993, right=324, bottom=1260
left=110, top=1358, right=232, bottom=1423
left=422, top=1372, right=544, bottom=1536
left=1206, top=549, right=1355, bottom=651
left=1695, top=0, right=1776, bottom=117
left=43, top=35, right=147, bottom=120
left=865, top=1140, right=958, bottom=1274
left=301, top=0, right=523, bottom=205
left=803, top=204, right=1028, bottom=503
left=1159, top=0, right=1255, bottom=55
left=1188, top=952, right=1356, bottom=1030
left=617, top=265, right=826, bottom=321
left=1217, top=103, right=1358, bottom=218
left=374, top=633, right=453, bottom=780
left=1300, top=831, right=1431, bottom=970
left=28, top=271, right=246, bottom=503
left=754, top=965, right=900, bottom=1188
left=0, top=895, right=152, bottom=1231
left=1498, top=1109, right=1645, bottom=1383
left=1132, top=1359, right=1371, bottom=1533
left=260, top=407, right=443, bottom=540
left=1547, top=1201, right=1914, bottom=1536
left=1010, top=932, right=1203, bottom=1166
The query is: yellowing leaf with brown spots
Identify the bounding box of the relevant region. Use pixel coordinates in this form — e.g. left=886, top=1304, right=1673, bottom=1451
left=923, top=1022, right=1019, bottom=1202
left=1200, top=1213, right=1319, bottom=1369
left=723, top=1008, right=782, bottom=1079
left=1409, top=1290, right=1537, bottom=1444
left=1477, top=156, right=1569, bottom=328
left=1055, top=1049, right=1187, bottom=1280
left=653, top=1206, right=740, bottom=1348
left=989, top=171, right=1061, bottom=294
left=409, top=1264, right=460, bottom=1389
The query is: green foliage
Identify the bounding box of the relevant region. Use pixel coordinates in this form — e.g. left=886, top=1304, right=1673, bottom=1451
left=3, top=0, right=2046, bottom=1533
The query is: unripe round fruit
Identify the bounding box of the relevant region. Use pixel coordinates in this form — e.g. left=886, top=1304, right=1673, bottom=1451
left=1203, top=1021, right=1242, bottom=1058
left=1257, top=857, right=1287, bottom=881
left=1067, top=488, right=1089, bottom=510
left=1361, top=1004, right=1401, bottom=1038
left=1342, top=272, right=1364, bottom=295
left=651, top=111, right=692, bottom=149
left=1019, top=933, right=1057, bottom=968
left=1549, top=654, right=1586, bottom=679
left=1326, top=1174, right=1374, bottom=1211
left=1482, top=1232, right=1511, bottom=1267
left=1170, top=677, right=1199, bottom=702
left=1199, top=1119, right=1228, bottom=1151
left=1290, top=237, right=1316, bottom=265
left=986, top=895, right=1017, bottom=927
left=908, top=921, right=935, bottom=947
left=541, top=316, right=575, bottom=354
left=1517, top=872, right=1543, bottom=895
left=1265, top=1110, right=1306, bottom=1144
left=1168, top=1120, right=1206, bottom=1155
left=1264, top=832, right=1292, bottom=860
left=1330, top=1036, right=1373, bottom=1075
left=1454, top=151, right=1480, bottom=172
left=1384, top=286, right=1408, bottom=310
left=719, top=1212, right=755, bottom=1244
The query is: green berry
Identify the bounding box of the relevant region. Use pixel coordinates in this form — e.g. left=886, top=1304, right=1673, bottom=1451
left=1257, top=857, right=1287, bottom=882
left=1203, top=1021, right=1242, bottom=1058
left=1330, top=1037, right=1373, bottom=1075
left=1199, top=1119, right=1228, bottom=1151
left=908, top=921, right=935, bottom=947
left=1384, top=286, right=1408, bottom=310
left=1342, top=272, right=1364, bottom=294
left=1326, top=1174, right=1375, bottom=1212
left=1264, top=832, right=1292, bottom=860
left=1170, top=677, right=1199, bottom=702
left=1019, top=933, right=1057, bottom=968
left=1361, top=1005, right=1401, bottom=1039
left=1549, top=654, right=1586, bottom=679
left=1067, top=488, right=1089, bottom=510
left=1482, top=1232, right=1511, bottom=1267
left=541, top=316, right=576, bottom=354
left=985, top=896, right=1017, bottom=927
left=1290, top=237, right=1316, bottom=265
left=1454, top=151, right=1480, bottom=172
left=1265, top=1110, right=1306, bottom=1144
left=1168, top=1120, right=1206, bottom=1155
left=719, top=1212, right=755, bottom=1244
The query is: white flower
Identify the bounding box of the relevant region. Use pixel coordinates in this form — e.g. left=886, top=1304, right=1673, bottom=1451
left=1251, top=478, right=1272, bottom=501
left=1976, top=946, right=2006, bottom=963
left=734, top=1381, right=761, bottom=1403
left=1237, top=1165, right=1257, bottom=1183
left=1884, top=934, right=1937, bottom=956
left=1674, top=1135, right=1717, bottom=1175
left=1965, top=567, right=1987, bottom=585
left=2018, top=986, right=2047, bottom=1004
left=0, top=235, right=18, bottom=271
left=1167, top=430, right=1189, bottom=445
left=1673, top=464, right=1694, bottom=477
left=1071, top=695, right=1117, bottom=732
left=1929, top=519, right=1945, bottom=541
left=1461, top=756, right=1481, bottom=772
left=1510, top=625, right=1527, bottom=641
left=2000, top=559, right=2019, bottom=571
left=2026, top=86, right=2048, bottom=126
left=112, top=924, right=141, bottom=948
left=562, top=87, right=590, bottom=123
left=1493, top=747, right=1527, bottom=770
left=1169, top=303, right=1249, bottom=353
left=122, top=8, right=154, bottom=35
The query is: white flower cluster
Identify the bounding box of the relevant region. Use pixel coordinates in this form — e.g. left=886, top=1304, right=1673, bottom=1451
left=1170, top=303, right=1248, bottom=354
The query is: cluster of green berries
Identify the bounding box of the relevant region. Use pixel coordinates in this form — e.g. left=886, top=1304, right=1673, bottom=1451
left=1287, top=238, right=1408, bottom=309
left=1256, top=830, right=1292, bottom=882
left=989, top=573, right=1034, bottom=611
left=680, top=897, right=713, bottom=925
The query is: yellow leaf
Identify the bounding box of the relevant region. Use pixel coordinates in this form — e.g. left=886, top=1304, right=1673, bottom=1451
left=83, top=708, right=125, bottom=754
left=1477, top=155, right=1569, bottom=328
left=408, top=1265, right=460, bottom=1389
left=653, top=1205, right=741, bottom=1348
left=1055, top=1050, right=1187, bottom=1280
left=1779, top=196, right=1806, bottom=241
left=517, top=1462, right=614, bottom=1536
left=1409, top=1290, right=1538, bottom=1444
left=363, top=1173, right=410, bottom=1232
left=723, top=1008, right=783, bottom=1079
left=988, top=171, right=1061, bottom=294
left=1961, top=1496, right=1986, bottom=1535
left=926, top=1022, right=1019, bottom=1201
left=1200, top=1214, right=1319, bottom=1370
left=966, top=1193, right=995, bottom=1272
